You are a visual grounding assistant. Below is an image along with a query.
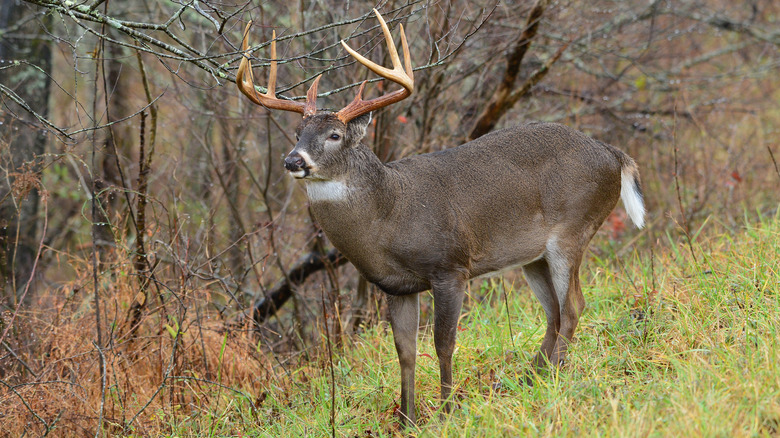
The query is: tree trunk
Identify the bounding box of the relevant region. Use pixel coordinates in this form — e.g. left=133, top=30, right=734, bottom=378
left=0, top=0, right=51, bottom=304
left=467, top=0, right=550, bottom=140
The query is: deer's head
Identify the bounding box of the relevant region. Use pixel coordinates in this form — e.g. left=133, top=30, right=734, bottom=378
left=236, top=9, right=414, bottom=181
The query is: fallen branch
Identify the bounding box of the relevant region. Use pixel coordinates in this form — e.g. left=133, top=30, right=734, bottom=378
left=252, top=249, right=348, bottom=325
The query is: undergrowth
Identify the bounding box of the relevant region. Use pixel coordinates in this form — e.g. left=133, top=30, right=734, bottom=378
left=2, top=213, right=778, bottom=436
left=155, top=212, right=780, bottom=437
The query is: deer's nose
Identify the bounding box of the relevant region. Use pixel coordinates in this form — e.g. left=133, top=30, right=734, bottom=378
left=284, top=152, right=305, bottom=171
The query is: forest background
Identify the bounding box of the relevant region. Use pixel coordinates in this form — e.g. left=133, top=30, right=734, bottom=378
left=1, top=0, right=778, bottom=436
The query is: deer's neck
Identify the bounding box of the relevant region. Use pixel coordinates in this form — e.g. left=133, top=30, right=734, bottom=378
left=304, top=145, right=399, bottom=281
left=304, top=144, right=396, bottom=211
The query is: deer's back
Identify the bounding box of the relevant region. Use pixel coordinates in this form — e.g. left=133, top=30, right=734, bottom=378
left=383, top=122, right=623, bottom=280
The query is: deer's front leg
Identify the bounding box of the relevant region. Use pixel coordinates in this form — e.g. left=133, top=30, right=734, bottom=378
left=432, top=277, right=466, bottom=414
left=387, top=293, right=420, bottom=426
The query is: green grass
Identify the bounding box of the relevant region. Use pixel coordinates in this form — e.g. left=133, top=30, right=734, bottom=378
left=163, top=212, right=780, bottom=437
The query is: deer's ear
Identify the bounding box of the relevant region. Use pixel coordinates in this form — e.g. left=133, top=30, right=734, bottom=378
left=346, top=112, right=372, bottom=142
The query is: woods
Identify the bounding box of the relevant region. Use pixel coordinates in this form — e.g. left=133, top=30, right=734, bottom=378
left=1, top=0, right=778, bottom=435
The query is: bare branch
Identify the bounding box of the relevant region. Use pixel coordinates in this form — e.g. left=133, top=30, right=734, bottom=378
left=468, top=0, right=552, bottom=139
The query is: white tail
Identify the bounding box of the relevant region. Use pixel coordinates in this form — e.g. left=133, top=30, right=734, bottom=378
left=621, top=166, right=646, bottom=229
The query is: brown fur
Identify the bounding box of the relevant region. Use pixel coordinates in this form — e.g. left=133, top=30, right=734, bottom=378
left=287, top=113, right=643, bottom=425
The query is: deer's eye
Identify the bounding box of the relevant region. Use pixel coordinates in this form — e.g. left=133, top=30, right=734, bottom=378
left=329, top=133, right=341, bottom=141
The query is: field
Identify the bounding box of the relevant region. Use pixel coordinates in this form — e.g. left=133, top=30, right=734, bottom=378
left=151, top=213, right=780, bottom=437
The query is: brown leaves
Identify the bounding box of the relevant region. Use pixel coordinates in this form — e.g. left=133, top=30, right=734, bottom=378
left=8, top=163, right=43, bottom=204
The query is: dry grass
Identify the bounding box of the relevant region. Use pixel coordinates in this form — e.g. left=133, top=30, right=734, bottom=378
left=0, top=248, right=272, bottom=436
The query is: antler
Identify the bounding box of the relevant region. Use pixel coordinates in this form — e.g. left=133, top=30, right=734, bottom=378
left=236, top=21, right=319, bottom=117
left=336, top=9, right=415, bottom=124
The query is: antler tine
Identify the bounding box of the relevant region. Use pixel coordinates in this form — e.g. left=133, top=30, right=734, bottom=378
left=341, top=9, right=414, bottom=92
left=266, top=28, right=278, bottom=97
left=236, top=22, right=317, bottom=115
left=336, top=9, right=415, bottom=123
left=304, top=75, right=321, bottom=117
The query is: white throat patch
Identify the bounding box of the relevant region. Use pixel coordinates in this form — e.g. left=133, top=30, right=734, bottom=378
left=306, top=180, right=352, bottom=203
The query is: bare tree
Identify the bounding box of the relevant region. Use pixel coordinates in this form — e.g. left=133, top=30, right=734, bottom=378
left=0, top=0, right=51, bottom=303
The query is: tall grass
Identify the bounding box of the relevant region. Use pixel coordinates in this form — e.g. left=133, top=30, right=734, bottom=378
left=146, top=211, right=779, bottom=437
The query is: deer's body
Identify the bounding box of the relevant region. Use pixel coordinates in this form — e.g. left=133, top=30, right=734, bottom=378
left=307, top=122, right=626, bottom=294
left=292, top=115, right=644, bottom=425
left=236, top=10, right=645, bottom=426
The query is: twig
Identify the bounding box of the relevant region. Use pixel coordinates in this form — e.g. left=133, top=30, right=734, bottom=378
left=167, top=375, right=255, bottom=405
left=672, top=104, right=698, bottom=265
left=123, top=310, right=184, bottom=432
left=501, top=278, right=516, bottom=350
left=1, top=341, right=38, bottom=378
left=90, top=18, right=106, bottom=437
left=0, top=198, right=48, bottom=347
left=126, top=44, right=161, bottom=341
left=767, top=145, right=780, bottom=183
left=321, top=288, right=336, bottom=438
left=0, top=380, right=50, bottom=433
left=665, top=8, right=780, bottom=46
left=0, top=82, right=67, bottom=137
left=314, top=227, right=343, bottom=345
left=93, top=341, right=107, bottom=438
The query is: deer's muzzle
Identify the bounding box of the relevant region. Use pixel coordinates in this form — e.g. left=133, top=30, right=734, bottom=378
left=284, top=151, right=310, bottom=178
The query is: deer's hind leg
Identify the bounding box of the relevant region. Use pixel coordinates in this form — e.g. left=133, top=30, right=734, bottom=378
left=545, top=238, right=586, bottom=367
left=522, top=258, right=561, bottom=370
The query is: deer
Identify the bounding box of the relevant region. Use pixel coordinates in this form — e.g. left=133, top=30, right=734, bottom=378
left=236, top=9, right=645, bottom=426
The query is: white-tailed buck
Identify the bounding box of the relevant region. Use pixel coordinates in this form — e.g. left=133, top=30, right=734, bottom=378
left=237, top=10, right=645, bottom=426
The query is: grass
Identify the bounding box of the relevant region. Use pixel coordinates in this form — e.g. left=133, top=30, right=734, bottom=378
left=150, top=210, right=780, bottom=437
